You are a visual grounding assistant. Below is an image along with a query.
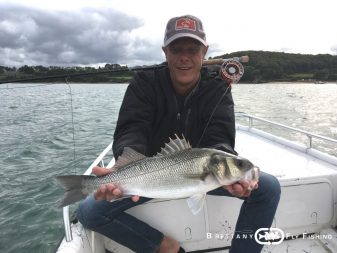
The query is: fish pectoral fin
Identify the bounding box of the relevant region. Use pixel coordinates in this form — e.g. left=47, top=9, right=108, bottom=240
left=109, top=195, right=134, bottom=202
left=186, top=194, right=206, bottom=215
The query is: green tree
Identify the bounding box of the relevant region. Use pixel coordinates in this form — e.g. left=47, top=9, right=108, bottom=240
left=18, top=65, right=35, bottom=74
left=313, top=69, right=329, bottom=80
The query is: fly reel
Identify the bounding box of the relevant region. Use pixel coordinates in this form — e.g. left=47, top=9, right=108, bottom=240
left=220, top=58, right=244, bottom=84
left=203, top=55, right=248, bottom=84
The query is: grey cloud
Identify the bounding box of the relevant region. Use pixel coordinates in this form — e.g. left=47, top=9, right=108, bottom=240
left=0, top=4, right=163, bottom=67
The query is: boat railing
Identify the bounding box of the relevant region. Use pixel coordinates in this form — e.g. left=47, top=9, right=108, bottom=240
left=62, top=142, right=114, bottom=242
left=237, top=113, right=337, bottom=149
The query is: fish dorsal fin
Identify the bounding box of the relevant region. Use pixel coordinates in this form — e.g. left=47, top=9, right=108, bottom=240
left=157, top=134, right=191, bottom=156
left=113, top=147, right=146, bottom=170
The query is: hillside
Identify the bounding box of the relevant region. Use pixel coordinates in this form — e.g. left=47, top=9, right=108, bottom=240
left=1, top=51, right=337, bottom=83
left=216, top=51, right=337, bottom=83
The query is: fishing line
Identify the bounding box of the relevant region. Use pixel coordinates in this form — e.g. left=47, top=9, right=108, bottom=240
left=196, top=57, right=246, bottom=147
left=196, top=84, right=231, bottom=148
left=64, top=77, right=77, bottom=175
left=1, top=81, right=78, bottom=174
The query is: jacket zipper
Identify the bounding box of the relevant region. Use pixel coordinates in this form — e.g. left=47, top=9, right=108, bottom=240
left=173, top=87, right=194, bottom=134
left=173, top=95, right=183, bottom=132
left=184, top=108, right=191, bottom=137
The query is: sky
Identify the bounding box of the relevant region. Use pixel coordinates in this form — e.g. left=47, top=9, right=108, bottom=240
left=0, top=0, right=336, bottom=67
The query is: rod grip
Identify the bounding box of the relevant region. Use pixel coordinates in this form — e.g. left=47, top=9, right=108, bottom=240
left=203, top=55, right=249, bottom=66
left=239, top=55, right=249, bottom=63
left=202, top=58, right=224, bottom=65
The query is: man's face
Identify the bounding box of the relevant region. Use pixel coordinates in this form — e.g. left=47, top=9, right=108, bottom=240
left=163, top=38, right=208, bottom=95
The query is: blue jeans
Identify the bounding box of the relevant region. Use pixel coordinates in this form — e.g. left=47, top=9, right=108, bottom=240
left=76, top=172, right=280, bottom=253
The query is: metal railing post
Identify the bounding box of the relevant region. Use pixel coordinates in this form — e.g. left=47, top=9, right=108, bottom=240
left=60, top=142, right=113, bottom=244
left=307, top=135, right=313, bottom=149
left=248, top=116, right=253, bottom=128
left=63, top=206, right=73, bottom=242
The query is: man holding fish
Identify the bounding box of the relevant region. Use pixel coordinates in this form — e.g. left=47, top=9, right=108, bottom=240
left=73, top=15, right=281, bottom=253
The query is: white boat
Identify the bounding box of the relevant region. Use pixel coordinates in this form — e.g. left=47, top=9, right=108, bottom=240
left=55, top=114, right=337, bottom=253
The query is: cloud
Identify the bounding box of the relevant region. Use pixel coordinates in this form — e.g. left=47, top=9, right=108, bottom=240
left=331, top=45, right=337, bottom=55
left=0, top=4, right=163, bottom=67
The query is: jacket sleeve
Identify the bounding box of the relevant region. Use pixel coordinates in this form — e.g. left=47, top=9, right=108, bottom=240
left=112, top=72, right=156, bottom=158
left=198, top=77, right=237, bottom=155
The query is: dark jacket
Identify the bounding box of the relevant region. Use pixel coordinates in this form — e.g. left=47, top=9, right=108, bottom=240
left=113, top=66, right=236, bottom=158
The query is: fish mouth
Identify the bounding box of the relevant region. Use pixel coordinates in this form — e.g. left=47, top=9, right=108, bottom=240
left=253, top=166, right=260, bottom=180
left=247, top=166, right=260, bottom=190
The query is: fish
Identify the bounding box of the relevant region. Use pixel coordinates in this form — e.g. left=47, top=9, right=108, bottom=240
left=56, top=135, right=259, bottom=214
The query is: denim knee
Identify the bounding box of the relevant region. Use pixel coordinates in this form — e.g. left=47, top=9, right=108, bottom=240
left=76, top=196, right=92, bottom=229
left=267, top=174, right=281, bottom=201
left=76, top=195, right=152, bottom=230
left=76, top=195, right=109, bottom=230
left=258, top=172, right=281, bottom=204
left=245, top=172, right=280, bottom=206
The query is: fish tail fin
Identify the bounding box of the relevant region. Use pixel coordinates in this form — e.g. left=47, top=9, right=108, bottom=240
left=55, top=175, right=93, bottom=208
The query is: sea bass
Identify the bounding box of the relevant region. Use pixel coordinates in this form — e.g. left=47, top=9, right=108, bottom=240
left=56, top=136, right=259, bottom=214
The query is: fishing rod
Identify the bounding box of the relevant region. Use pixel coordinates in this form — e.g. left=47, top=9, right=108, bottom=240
left=196, top=55, right=249, bottom=147
left=0, top=55, right=249, bottom=84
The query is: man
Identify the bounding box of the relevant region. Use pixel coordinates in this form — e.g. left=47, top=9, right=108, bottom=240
left=77, top=15, right=281, bottom=253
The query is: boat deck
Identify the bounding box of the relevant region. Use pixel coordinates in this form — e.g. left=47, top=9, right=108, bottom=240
left=56, top=123, right=337, bottom=253
left=235, top=125, right=337, bottom=180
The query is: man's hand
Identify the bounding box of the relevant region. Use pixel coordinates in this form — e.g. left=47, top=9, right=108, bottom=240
left=225, top=179, right=259, bottom=198
left=92, top=166, right=140, bottom=202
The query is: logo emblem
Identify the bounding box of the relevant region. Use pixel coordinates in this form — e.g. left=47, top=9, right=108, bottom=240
left=254, top=228, right=285, bottom=245
left=175, top=18, right=196, bottom=31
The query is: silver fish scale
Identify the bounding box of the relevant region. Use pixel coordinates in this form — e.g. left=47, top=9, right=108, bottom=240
left=82, top=149, right=215, bottom=196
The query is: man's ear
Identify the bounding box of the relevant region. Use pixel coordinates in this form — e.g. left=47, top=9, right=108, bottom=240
left=203, top=45, right=209, bottom=57
left=162, top=46, right=168, bottom=55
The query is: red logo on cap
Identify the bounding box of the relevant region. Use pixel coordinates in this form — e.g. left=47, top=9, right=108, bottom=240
left=175, top=18, right=196, bottom=31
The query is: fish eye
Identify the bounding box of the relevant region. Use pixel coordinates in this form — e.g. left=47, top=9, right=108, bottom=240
left=236, top=159, right=243, bottom=167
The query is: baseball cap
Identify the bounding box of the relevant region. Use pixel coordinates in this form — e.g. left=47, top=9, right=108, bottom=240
left=163, top=15, right=207, bottom=47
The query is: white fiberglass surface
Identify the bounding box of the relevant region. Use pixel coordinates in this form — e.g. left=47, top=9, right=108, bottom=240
left=235, top=129, right=337, bottom=180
